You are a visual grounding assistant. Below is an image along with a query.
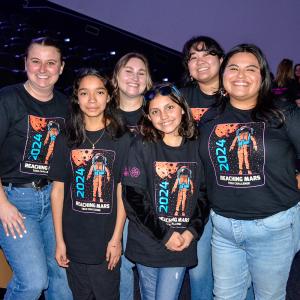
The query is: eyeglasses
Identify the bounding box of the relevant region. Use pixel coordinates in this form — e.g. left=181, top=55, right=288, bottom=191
left=144, top=84, right=181, bottom=102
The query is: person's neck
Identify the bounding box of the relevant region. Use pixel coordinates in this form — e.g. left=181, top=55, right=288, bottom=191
left=230, top=98, right=256, bottom=110
left=119, top=95, right=143, bottom=112
left=198, top=78, right=219, bottom=95
left=24, top=80, right=53, bottom=102
left=163, top=134, right=183, bottom=147
left=85, top=117, right=106, bottom=131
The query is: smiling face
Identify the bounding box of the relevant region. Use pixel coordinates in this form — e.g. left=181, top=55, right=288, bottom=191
left=25, top=44, right=64, bottom=91
left=148, top=94, right=183, bottom=139
left=223, top=52, right=262, bottom=109
left=188, top=43, right=222, bottom=85
left=117, top=57, right=148, bottom=100
left=77, top=75, right=109, bottom=123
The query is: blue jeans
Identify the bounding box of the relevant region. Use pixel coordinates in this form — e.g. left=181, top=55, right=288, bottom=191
left=136, top=264, right=186, bottom=300
left=120, top=219, right=134, bottom=300
left=189, top=216, right=213, bottom=300
left=211, top=204, right=300, bottom=300
left=0, top=184, right=72, bottom=300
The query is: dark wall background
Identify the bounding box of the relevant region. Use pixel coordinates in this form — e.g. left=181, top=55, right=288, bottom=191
left=49, top=0, right=300, bottom=73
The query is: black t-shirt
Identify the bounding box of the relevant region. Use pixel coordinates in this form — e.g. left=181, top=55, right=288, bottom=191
left=48, top=129, right=131, bottom=264
left=0, top=83, right=68, bottom=183
left=181, top=84, right=216, bottom=122
left=122, top=137, right=206, bottom=267
left=117, top=107, right=143, bottom=134
left=199, top=103, right=300, bottom=219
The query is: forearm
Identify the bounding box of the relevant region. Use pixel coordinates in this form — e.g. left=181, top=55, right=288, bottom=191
left=50, top=181, right=65, bottom=244
left=111, top=183, right=126, bottom=242
left=0, top=179, right=9, bottom=205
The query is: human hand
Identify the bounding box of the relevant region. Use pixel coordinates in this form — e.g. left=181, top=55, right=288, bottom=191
left=176, top=230, right=194, bottom=251
left=0, top=199, right=26, bottom=239
left=165, top=232, right=184, bottom=251
left=106, top=239, right=122, bottom=270
left=55, top=241, right=70, bottom=268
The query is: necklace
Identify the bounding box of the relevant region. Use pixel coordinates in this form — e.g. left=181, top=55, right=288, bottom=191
left=85, top=129, right=105, bottom=149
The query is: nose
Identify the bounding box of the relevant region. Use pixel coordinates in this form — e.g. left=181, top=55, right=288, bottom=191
left=131, top=72, right=139, bottom=81
left=237, top=69, right=245, bottom=78
left=88, top=93, right=96, bottom=102
left=39, top=62, right=46, bottom=73
left=160, top=110, right=168, bottom=120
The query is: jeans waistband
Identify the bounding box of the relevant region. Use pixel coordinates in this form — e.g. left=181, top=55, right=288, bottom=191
left=2, top=179, right=50, bottom=190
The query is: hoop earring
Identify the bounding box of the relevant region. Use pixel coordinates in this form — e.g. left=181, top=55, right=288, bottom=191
left=220, top=88, right=228, bottom=97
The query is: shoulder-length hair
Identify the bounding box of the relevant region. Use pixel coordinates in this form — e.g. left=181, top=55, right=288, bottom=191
left=275, top=58, right=293, bottom=87
left=67, top=68, right=125, bottom=147
left=111, top=52, right=152, bottom=106
left=182, top=36, right=224, bottom=85
left=215, top=43, right=284, bottom=125
left=141, top=83, right=198, bottom=142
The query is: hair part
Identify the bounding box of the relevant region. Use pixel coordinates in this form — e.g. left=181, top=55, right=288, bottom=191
left=140, top=83, right=198, bottom=142
left=67, top=68, right=125, bottom=147
left=25, top=37, right=64, bottom=62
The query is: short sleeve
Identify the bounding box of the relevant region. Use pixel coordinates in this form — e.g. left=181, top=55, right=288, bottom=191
left=48, top=134, right=70, bottom=182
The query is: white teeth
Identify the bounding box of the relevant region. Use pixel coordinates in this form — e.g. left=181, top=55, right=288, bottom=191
left=198, top=67, right=208, bottom=72
left=128, top=83, right=138, bottom=87
left=233, top=82, right=248, bottom=86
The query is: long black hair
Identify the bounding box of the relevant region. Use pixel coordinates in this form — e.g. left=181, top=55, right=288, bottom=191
left=215, top=43, right=285, bottom=125
left=67, top=68, right=125, bottom=147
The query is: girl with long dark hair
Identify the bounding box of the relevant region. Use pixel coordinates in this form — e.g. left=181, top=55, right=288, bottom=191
left=49, top=68, right=131, bottom=300
left=200, top=44, right=300, bottom=299
left=122, top=83, right=208, bottom=300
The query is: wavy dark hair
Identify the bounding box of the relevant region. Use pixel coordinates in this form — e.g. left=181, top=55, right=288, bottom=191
left=215, top=43, right=284, bottom=125
left=182, top=36, right=224, bottom=85
left=141, top=83, right=198, bottom=142
left=67, top=68, right=125, bottom=147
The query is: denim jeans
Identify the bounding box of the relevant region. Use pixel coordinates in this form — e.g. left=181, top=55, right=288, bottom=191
left=0, top=184, right=72, bottom=300
left=120, top=219, right=134, bottom=300
left=188, top=216, right=213, bottom=300
left=211, top=203, right=300, bottom=300
left=136, top=264, right=186, bottom=300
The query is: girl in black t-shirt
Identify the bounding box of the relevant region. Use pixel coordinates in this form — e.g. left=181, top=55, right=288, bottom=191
left=50, top=69, right=130, bottom=300
left=200, top=44, right=300, bottom=299
left=122, top=83, right=208, bottom=300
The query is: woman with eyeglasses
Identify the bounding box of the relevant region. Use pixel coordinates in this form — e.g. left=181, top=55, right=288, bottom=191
left=199, top=44, right=300, bottom=299
left=0, top=37, right=72, bottom=300
left=111, top=52, right=152, bottom=300
left=122, top=83, right=208, bottom=300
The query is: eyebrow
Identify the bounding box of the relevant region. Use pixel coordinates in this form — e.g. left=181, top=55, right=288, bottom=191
left=227, top=63, right=259, bottom=69
left=124, top=66, right=146, bottom=72
left=78, top=87, right=106, bottom=91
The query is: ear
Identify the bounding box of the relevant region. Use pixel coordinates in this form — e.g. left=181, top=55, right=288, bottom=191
left=24, top=57, right=27, bottom=71
left=220, top=57, right=223, bottom=64
left=181, top=109, right=184, bottom=115
left=147, top=114, right=152, bottom=122
left=59, top=61, right=65, bottom=75
left=106, top=95, right=110, bottom=103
